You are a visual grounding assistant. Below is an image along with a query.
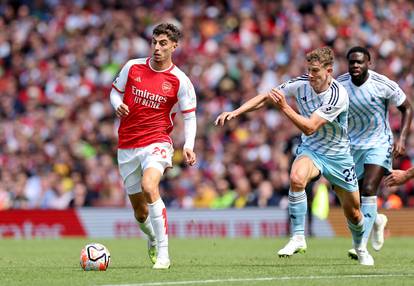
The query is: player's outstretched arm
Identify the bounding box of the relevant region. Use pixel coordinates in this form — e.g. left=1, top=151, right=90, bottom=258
left=269, top=88, right=327, bottom=135
left=384, top=167, right=414, bottom=187
left=215, top=93, right=269, bottom=126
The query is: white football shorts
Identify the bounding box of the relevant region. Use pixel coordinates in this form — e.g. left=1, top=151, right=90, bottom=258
left=117, top=142, right=174, bottom=194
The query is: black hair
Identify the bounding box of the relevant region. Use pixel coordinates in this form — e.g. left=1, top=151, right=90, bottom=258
left=152, top=23, right=182, bottom=43
left=346, top=46, right=371, bottom=61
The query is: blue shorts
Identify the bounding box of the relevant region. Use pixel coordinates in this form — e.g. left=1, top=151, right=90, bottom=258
left=351, top=146, right=392, bottom=180
left=296, top=146, right=358, bottom=192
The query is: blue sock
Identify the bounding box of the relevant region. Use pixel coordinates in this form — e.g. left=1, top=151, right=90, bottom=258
left=288, top=190, right=307, bottom=236
left=347, top=216, right=365, bottom=249
left=361, top=196, right=377, bottom=247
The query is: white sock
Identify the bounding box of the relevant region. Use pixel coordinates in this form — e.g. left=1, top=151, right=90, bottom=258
left=149, top=199, right=169, bottom=259
left=138, top=216, right=156, bottom=244
left=348, top=216, right=365, bottom=250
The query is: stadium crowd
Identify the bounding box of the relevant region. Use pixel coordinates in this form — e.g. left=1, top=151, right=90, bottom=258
left=0, top=0, right=414, bottom=210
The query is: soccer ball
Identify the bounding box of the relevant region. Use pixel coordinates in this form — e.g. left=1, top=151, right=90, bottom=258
left=80, top=243, right=111, bottom=271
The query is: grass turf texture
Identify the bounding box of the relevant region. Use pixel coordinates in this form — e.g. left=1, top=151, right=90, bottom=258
left=0, top=238, right=413, bottom=286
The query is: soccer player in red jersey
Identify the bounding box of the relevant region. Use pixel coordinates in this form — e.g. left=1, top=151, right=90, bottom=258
left=110, top=23, right=197, bottom=270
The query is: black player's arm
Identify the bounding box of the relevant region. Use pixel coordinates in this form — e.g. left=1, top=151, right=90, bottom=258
left=397, top=98, right=413, bottom=144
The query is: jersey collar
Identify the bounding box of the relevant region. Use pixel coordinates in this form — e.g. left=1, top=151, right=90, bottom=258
left=147, top=57, right=175, bottom=73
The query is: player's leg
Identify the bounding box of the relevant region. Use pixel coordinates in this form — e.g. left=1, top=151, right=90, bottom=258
left=360, top=164, right=386, bottom=251
left=128, top=192, right=157, bottom=264
left=141, top=167, right=170, bottom=269
left=335, top=186, right=373, bottom=266
left=356, top=146, right=391, bottom=251
left=141, top=143, right=173, bottom=269
left=278, top=155, right=320, bottom=257
left=118, top=148, right=157, bottom=264
left=306, top=181, right=314, bottom=237
left=321, top=151, right=372, bottom=265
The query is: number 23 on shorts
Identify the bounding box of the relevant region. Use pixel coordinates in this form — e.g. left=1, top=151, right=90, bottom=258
left=343, top=165, right=357, bottom=183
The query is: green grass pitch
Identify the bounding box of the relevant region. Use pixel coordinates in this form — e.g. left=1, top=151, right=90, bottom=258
left=0, top=237, right=413, bottom=286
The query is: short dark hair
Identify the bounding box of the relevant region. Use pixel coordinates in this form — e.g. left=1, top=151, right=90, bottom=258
left=346, top=46, right=371, bottom=61
left=152, top=23, right=182, bottom=43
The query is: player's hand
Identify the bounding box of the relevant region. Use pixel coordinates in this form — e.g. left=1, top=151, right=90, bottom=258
left=183, top=148, right=196, bottom=166
left=384, top=169, right=409, bottom=187
left=392, top=140, right=406, bottom=158
left=214, top=111, right=237, bottom=126
left=116, top=103, right=129, bottom=117
left=268, top=88, right=287, bottom=108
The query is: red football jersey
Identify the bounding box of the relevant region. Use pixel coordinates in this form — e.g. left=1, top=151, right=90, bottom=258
left=112, top=58, right=196, bottom=149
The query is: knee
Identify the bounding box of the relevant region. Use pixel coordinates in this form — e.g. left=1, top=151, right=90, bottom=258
left=290, top=172, right=307, bottom=190
left=361, top=182, right=377, bottom=196
left=141, top=176, right=158, bottom=194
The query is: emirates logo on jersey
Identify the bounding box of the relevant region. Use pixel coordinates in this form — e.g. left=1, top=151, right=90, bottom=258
left=131, top=86, right=167, bottom=109
left=162, top=81, right=172, bottom=94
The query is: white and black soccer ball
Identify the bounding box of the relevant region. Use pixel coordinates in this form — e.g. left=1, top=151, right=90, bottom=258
left=80, top=243, right=111, bottom=271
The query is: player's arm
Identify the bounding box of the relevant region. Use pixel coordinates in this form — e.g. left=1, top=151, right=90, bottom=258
left=182, top=110, right=197, bottom=166
left=110, top=88, right=129, bottom=117
left=394, top=98, right=413, bottom=157
left=269, top=88, right=327, bottom=135
left=215, top=93, right=271, bottom=126
left=110, top=61, right=133, bottom=117
left=178, top=76, right=197, bottom=166
left=384, top=167, right=414, bottom=187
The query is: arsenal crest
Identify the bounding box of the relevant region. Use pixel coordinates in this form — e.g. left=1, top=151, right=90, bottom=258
left=162, top=81, right=172, bottom=94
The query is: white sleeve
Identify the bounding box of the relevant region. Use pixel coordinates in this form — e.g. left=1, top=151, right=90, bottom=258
left=373, top=73, right=406, bottom=106
left=183, top=111, right=196, bottom=150
left=110, top=88, right=123, bottom=110
left=315, top=83, right=348, bottom=122
left=177, top=74, right=197, bottom=150
left=112, top=60, right=133, bottom=93
left=389, top=84, right=407, bottom=107
left=278, top=75, right=309, bottom=97
left=177, top=75, right=197, bottom=113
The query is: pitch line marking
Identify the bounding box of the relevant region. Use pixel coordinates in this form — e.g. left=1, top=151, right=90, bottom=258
left=100, top=273, right=414, bottom=286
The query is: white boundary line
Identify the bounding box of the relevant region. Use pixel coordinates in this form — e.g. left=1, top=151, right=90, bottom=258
left=100, top=274, right=414, bottom=286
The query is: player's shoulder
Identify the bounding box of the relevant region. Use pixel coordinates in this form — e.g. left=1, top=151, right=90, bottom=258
left=336, top=72, right=351, bottom=83
left=280, top=74, right=309, bottom=89
left=124, top=58, right=148, bottom=69
left=368, top=70, right=398, bottom=90
left=289, top=74, right=309, bottom=84
left=331, top=78, right=346, bottom=91
left=170, top=65, right=194, bottom=85
left=170, top=65, right=189, bottom=78
left=331, top=79, right=348, bottom=100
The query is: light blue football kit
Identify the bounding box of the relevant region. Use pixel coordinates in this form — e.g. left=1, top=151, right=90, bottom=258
left=338, top=69, right=406, bottom=247
left=279, top=75, right=358, bottom=192
left=278, top=75, right=362, bottom=244
left=338, top=70, right=406, bottom=179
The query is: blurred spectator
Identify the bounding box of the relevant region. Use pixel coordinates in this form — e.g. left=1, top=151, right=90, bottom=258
left=193, top=182, right=216, bottom=208
left=210, top=178, right=236, bottom=209
left=250, top=180, right=281, bottom=207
